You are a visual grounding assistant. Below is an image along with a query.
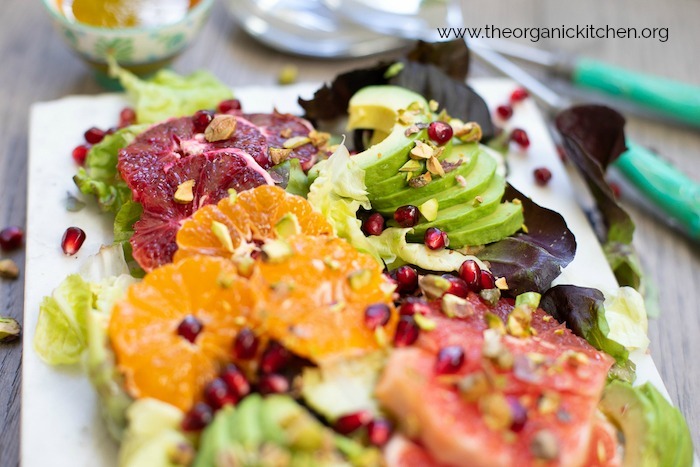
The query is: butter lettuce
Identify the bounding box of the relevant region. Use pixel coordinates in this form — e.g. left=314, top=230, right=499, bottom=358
left=109, top=60, right=234, bottom=125
left=73, top=125, right=147, bottom=213
left=34, top=270, right=138, bottom=366
left=603, top=286, right=649, bottom=351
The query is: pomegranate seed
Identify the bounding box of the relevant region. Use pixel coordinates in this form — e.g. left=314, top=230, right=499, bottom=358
left=510, top=128, right=530, bottom=149
left=217, top=99, right=242, bottom=113
left=496, top=104, right=513, bottom=120
left=399, top=297, right=430, bottom=316
left=177, top=315, right=203, bottom=343
left=394, top=315, right=419, bottom=347
left=233, top=327, right=259, bottom=360
left=364, top=304, right=391, bottom=330
left=442, top=275, right=469, bottom=298
left=427, top=121, right=454, bottom=145
left=119, top=107, right=136, bottom=127
left=424, top=227, right=448, bottom=250
left=61, top=227, right=86, bottom=255
left=181, top=402, right=213, bottom=431
left=362, top=212, right=385, bottom=236
left=192, top=110, right=214, bottom=133
left=479, top=270, right=496, bottom=290
left=334, top=410, right=372, bottom=435
left=260, top=341, right=291, bottom=374
left=0, top=226, right=24, bottom=251
left=393, top=205, right=420, bottom=228
left=435, top=345, right=465, bottom=374
left=367, top=419, right=393, bottom=446
left=510, top=87, right=529, bottom=103
left=533, top=167, right=552, bottom=186
left=609, top=181, right=621, bottom=199
left=393, top=265, right=418, bottom=294
left=72, top=144, right=90, bottom=165
left=204, top=377, right=237, bottom=409
left=258, top=374, right=289, bottom=395
left=221, top=364, right=250, bottom=398
left=458, top=259, right=481, bottom=292
left=84, top=127, right=106, bottom=145
left=507, top=396, right=528, bottom=432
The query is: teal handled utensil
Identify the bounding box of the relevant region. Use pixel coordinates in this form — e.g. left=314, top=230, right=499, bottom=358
left=479, top=38, right=700, bottom=128
left=468, top=39, right=700, bottom=242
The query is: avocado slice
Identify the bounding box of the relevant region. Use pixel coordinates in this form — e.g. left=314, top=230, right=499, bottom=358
left=367, top=142, right=478, bottom=200
left=372, top=148, right=497, bottom=214
left=418, top=202, right=523, bottom=248
left=599, top=381, right=694, bottom=467
left=348, top=86, right=431, bottom=187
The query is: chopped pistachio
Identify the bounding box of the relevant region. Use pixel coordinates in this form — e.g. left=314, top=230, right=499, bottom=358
left=410, top=140, right=435, bottom=160
left=204, top=114, right=237, bottom=142
left=530, top=430, right=560, bottom=460
left=426, top=156, right=445, bottom=177
left=397, top=109, right=416, bottom=125
left=270, top=147, right=292, bottom=165
left=280, top=128, right=293, bottom=138
left=441, top=159, right=463, bottom=173
left=0, top=317, right=20, bottom=343
left=278, top=64, right=299, bottom=85
left=479, top=393, right=512, bottom=431
left=399, top=159, right=423, bottom=172
left=482, top=328, right=513, bottom=368
left=217, top=273, right=237, bottom=289
left=274, top=213, right=301, bottom=239
left=404, top=125, right=422, bottom=137
left=261, top=239, right=293, bottom=263
left=495, top=277, right=509, bottom=290
left=232, top=256, right=255, bottom=278
left=418, top=198, right=439, bottom=222
left=348, top=269, right=372, bottom=290
left=507, top=305, right=533, bottom=338
left=418, top=274, right=451, bottom=300
left=454, top=121, right=483, bottom=143
left=227, top=188, right=238, bottom=203
left=479, top=288, right=501, bottom=307
left=173, top=179, right=195, bottom=204
left=456, top=175, right=467, bottom=187
left=383, top=62, right=405, bottom=79
left=442, top=294, right=473, bottom=318
left=414, top=313, right=437, bottom=331
left=374, top=326, right=388, bottom=346
left=283, top=136, right=311, bottom=149
left=329, top=301, right=345, bottom=313
left=308, top=130, right=330, bottom=148
left=407, top=101, right=424, bottom=112
left=457, top=371, right=490, bottom=401
left=512, top=198, right=522, bottom=205
left=408, top=172, right=432, bottom=188
left=210, top=221, right=235, bottom=253
left=538, top=392, right=561, bottom=415
left=428, top=99, right=439, bottom=112
left=484, top=312, right=506, bottom=334
left=554, top=328, right=565, bottom=336
left=436, top=109, right=450, bottom=122
left=515, top=292, right=541, bottom=309
left=0, top=260, right=19, bottom=280
left=323, top=257, right=341, bottom=271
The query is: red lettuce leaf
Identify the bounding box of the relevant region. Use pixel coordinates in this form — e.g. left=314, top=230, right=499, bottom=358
left=298, top=40, right=495, bottom=139
left=555, top=106, right=640, bottom=288
left=479, top=184, right=576, bottom=295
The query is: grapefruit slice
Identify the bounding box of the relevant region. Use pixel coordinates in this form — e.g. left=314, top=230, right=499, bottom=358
left=175, top=185, right=333, bottom=263
left=108, top=256, right=260, bottom=411
left=375, top=294, right=615, bottom=467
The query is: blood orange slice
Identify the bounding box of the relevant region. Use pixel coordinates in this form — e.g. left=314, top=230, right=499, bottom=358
left=175, top=185, right=333, bottom=263
left=108, top=256, right=260, bottom=411
left=375, top=294, right=614, bottom=467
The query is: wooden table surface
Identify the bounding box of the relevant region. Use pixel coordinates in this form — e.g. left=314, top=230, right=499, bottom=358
left=1, top=0, right=698, bottom=464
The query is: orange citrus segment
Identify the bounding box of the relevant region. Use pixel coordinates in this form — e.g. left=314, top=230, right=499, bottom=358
left=108, top=256, right=259, bottom=411
left=255, top=235, right=397, bottom=361
left=175, top=185, right=333, bottom=262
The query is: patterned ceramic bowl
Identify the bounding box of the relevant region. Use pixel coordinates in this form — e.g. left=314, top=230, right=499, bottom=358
left=40, top=0, right=214, bottom=76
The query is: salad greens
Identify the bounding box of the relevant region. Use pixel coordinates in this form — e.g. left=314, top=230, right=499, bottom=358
left=109, top=59, right=234, bottom=125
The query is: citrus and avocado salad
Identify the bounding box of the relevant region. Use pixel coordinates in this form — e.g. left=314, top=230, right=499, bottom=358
left=32, top=42, right=693, bottom=467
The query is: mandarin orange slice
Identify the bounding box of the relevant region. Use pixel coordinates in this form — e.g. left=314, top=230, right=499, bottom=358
left=254, top=235, right=397, bottom=361
left=108, top=256, right=259, bottom=411
left=175, top=185, right=333, bottom=263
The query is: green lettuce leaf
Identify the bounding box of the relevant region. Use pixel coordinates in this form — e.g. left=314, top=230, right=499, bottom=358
left=73, top=125, right=147, bottom=213
left=307, top=144, right=378, bottom=259
left=34, top=273, right=138, bottom=366
left=269, top=158, right=311, bottom=197
left=602, top=286, right=649, bottom=351
left=110, top=60, right=234, bottom=124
